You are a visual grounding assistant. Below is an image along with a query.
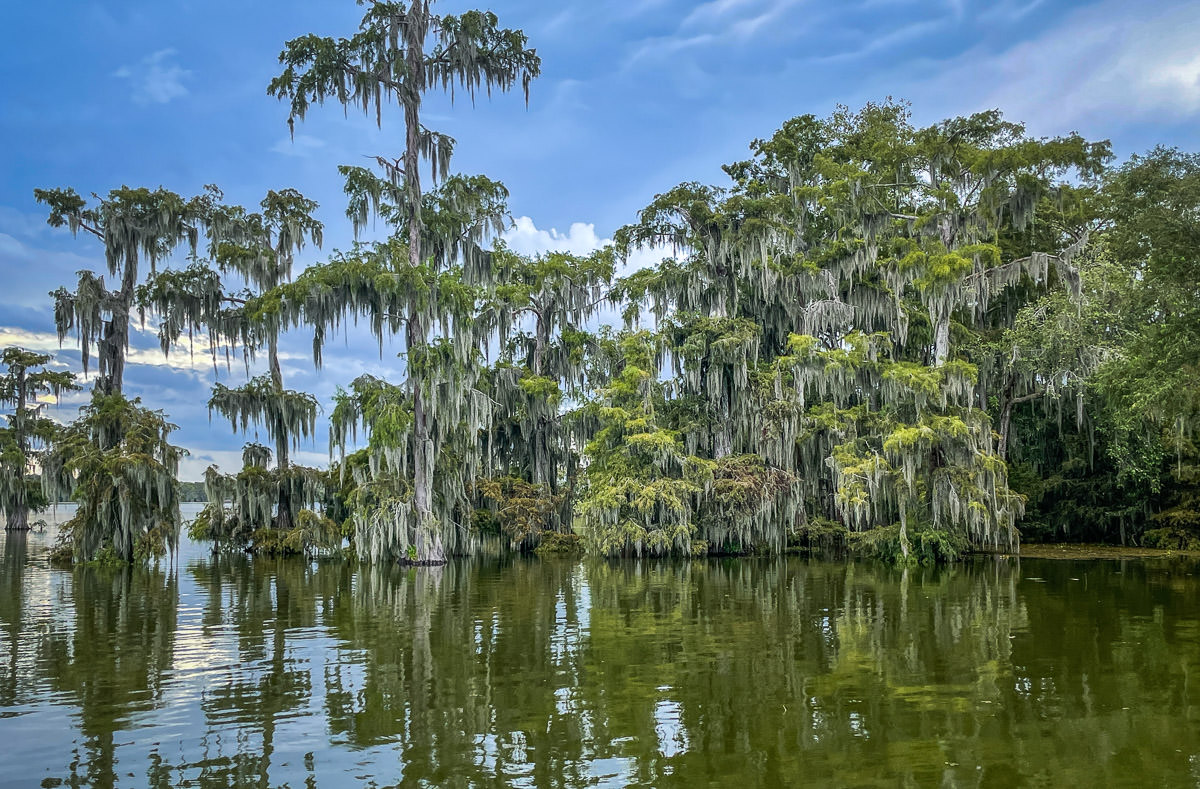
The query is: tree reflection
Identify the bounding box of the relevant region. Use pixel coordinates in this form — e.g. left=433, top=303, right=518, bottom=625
left=38, top=563, right=178, bottom=788
left=0, top=530, right=29, bottom=708
left=317, top=557, right=597, bottom=786
left=3, top=551, right=1199, bottom=787
left=173, top=555, right=322, bottom=788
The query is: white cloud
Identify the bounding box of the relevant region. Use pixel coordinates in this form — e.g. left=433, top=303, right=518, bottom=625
left=502, top=215, right=673, bottom=275
left=500, top=217, right=674, bottom=335
left=503, top=216, right=607, bottom=256
left=114, top=49, right=190, bottom=105
left=179, top=447, right=330, bottom=480
left=811, top=19, right=945, bottom=63
left=0, top=325, right=255, bottom=379
left=978, top=0, right=1045, bottom=23
left=627, top=0, right=808, bottom=67
left=682, top=0, right=759, bottom=28
left=0, top=327, right=64, bottom=353
left=621, top=243, right=677, bottom=275
left=624, top=33, right=716, bottom=68
left=907, top=0, right=1200, bottom=133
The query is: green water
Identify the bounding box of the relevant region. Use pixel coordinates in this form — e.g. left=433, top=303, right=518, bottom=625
left=2, top=527, right=1200, bottom=788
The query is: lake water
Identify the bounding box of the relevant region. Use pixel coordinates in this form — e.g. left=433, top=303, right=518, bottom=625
left=2, top=510, right=1200, bottom=787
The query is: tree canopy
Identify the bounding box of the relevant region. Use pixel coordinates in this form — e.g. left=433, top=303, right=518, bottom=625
left=19, top=6, right=1200, bottom=565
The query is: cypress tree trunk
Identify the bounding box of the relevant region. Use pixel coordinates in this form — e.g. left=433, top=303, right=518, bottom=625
left=533, top=311, right=556, bottom=512
left=932, top=309, right=950, bottom=367
left=402, top=6, right=444, bottom=565
left=268, top=333, right=294, bottom=533
left=998, top=389, right=1041, bottom=461
left=6, top=368, right=29, bottom=531
left=99, top=248, right=139, bottom=397
left=5, top=491, right=29, bottom=531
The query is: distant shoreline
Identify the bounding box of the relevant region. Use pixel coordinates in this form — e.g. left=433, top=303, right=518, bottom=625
left=1003, top=543, right=1200, bottom=560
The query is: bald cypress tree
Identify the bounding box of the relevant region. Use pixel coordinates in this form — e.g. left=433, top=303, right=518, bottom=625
left=139, top=188, right=327, bottom=548
left=476, top=246, right=615, bottom=546
left=35, top=187, right=201, bottom=395
left=267, top=1, right=540, bottom=564
left=605, top=103, right=1109, bottom=560
left=0, top=349, right=77, bottom=531
left=33, top=187, right=206, bottom=562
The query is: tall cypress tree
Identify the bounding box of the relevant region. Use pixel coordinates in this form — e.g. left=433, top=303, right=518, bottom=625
left=267, top=1, right=540, bottom=563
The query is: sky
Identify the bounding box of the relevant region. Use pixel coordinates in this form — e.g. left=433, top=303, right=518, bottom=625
left=2, top=0, right=1199, bottom=479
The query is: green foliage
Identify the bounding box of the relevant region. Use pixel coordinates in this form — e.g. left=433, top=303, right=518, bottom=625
left=474, top=475, right=562, bottom=548
left=42, top=391, right=183, bottom=563
left=594, top=101, right=1119, bottom=560
left=995, top=148, right=1200, bottom=547
left=250, top=510, right=341, bottom=556
left=262, top=0, right=542, bottom=566
left=1095, top=150, right=1200, bottom=481
left=269, top=3, right=540, bottom=137
left=577, top=331, right=714, bottom=556
left=847, top=524, right=968, bottom=565
left=199, top=448, right=331, bottom=555
left=533, top=531, right=583, bottom=556
left=209, top=377, right=319, bottom=451
left=0, top=347, right=78, bottom=530
left=28, top=82, right=1200, bottom=565
left=37, top=185, right=206, bottom=393
left=178, top=480, right=208, bottom=502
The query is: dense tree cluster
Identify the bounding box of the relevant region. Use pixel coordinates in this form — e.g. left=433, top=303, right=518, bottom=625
left=3, top=2, right=1198, bottom=564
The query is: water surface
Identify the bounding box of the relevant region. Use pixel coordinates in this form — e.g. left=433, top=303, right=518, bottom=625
left=2, top=518, right=1200, bottom=787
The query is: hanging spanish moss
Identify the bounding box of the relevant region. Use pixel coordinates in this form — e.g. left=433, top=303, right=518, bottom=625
left=476, top=247, right=615, bottom=542
left=41, top=392, right=183, bottom=564
left=267, top=0, right=539, bottom=564
left=36, top=186, right=202, bottom=394
left=134, top=187, right=329, bottom=550
left=594, top=101, right=1109, bottom=561
left=0, top=348, right=78, bottom=531
left=577, top=331, right=715, bottom=557
left=24, top=74, right=1152, bottom=565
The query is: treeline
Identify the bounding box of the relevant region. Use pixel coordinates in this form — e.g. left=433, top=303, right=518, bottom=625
left=2, top=2, right=1198, bottom=564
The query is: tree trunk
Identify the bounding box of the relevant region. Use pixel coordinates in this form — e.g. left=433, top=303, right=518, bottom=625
left=713, top=424, right=733, bottom=459
left=99, top=249, right=140, bottom=396
left=998, top=386, right=1040, bottom=461
left=998, top=400, right=1014, bottom=461
left=268, top=333, right=293, bottom=533
left=532, top=311, right=555, bottom=501
left=5, top=487, right=29, bottom=531
left=532, top=311, right=547, bottom=379
left=408, top=318, right=444, bottom=564
left=7, top=368, right=30, bottom=530
left=559, top=451, right=578, bottom=535
left=401, top=8, right=444, bottom=566
left=932, top=308, right=950, bottom=367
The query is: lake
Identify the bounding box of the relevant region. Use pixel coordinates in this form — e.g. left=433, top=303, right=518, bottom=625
left=2, top=510, right=1200, bottom=787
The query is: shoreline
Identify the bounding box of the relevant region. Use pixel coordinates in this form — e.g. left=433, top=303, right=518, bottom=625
left=1002, top=543, right=1200, bottom=560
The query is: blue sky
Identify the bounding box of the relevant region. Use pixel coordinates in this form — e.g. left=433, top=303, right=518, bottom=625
left=2, top=0, right=1199, bottom=478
